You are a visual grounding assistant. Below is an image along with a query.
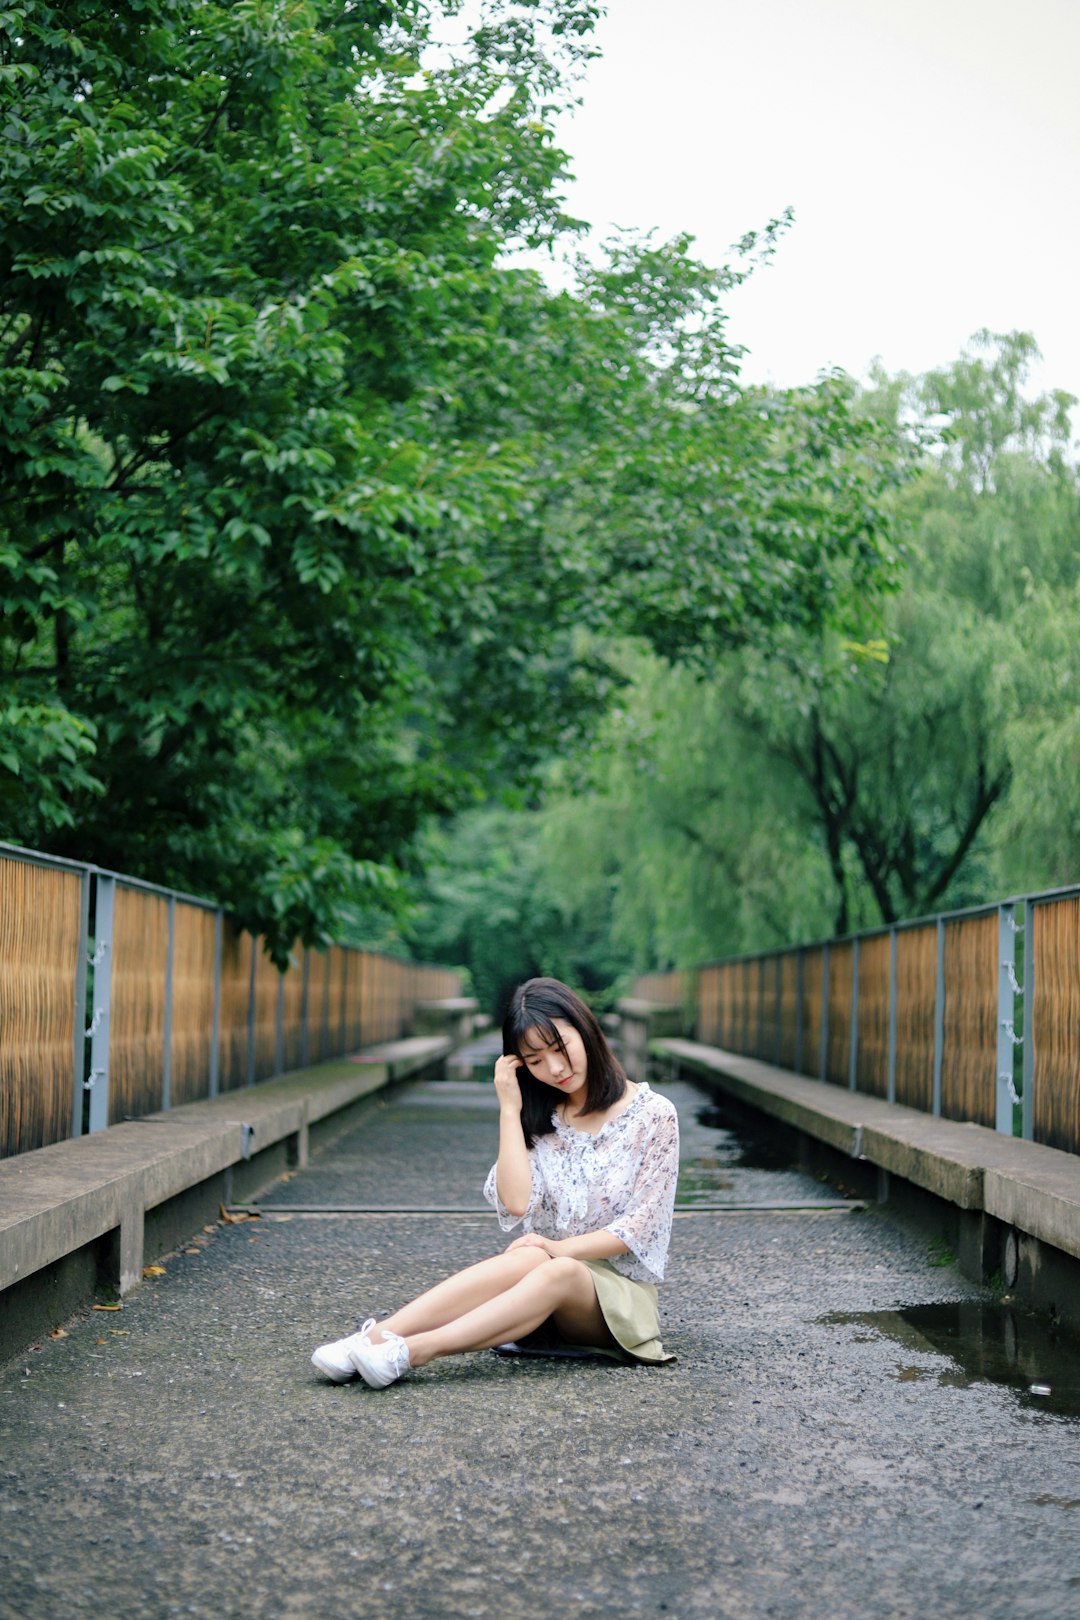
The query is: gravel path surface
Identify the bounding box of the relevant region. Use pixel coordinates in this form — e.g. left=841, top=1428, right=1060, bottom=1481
left=2, top=1077, right=1079, bottom=1619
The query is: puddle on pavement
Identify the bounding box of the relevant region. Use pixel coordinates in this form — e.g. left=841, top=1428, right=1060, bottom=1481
left=821, top=1301, right=1080, bottom=1420
left=692, top=1099, right=797, bottom=1173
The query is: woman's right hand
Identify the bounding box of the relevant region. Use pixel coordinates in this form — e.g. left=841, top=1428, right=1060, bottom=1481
left=493, top=1053, right=523, bottom=1112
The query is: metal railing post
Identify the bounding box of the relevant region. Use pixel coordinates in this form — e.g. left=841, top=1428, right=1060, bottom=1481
left=848, top=936, right=860, bottom=1092
left=887, top=926, right=898, bottom=1105
left=932, top=918, right=945, bottom=1116
left=245, top=934, right=257, bottom=1087
left=275, top=970, right=285, bottom=1076
left=340, top=948, right=349, bottom=1056
left=819, top=943, right=830, bottom=1081
left=997, top=902, right=1018, bottom=1133
left=71, top=869, right=91, bottom=1138
left=322, top=952, right=332, bottom=1059
left=209, top=910, right=222, bottom=1098
left=742, top=960, right=750, bottom=1055
left=794, top=948, right=804, bottom=1075
left=300, top=950, right=311, bottom=1067
left=1022, top=898, right=1035, bottom=1140
left=87, top=873, right=115, bottom=1134
left=162, top=894, right=176, bottom=1111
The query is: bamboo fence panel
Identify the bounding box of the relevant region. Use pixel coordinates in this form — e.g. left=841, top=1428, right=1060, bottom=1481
left=1031, top=897, right=1080, bottom=1154
left=347, top=950, right=365, bottom=1049
left=388, top=959, right=404, bottom=1036
left=778, top=952, right=800, bottom=1070
left=383, top=955, right=394, bottom=1041
left=732, top=958, right=748, bottom=1055
left=338, top=949, right=357, bottom=1055
left=825, top=941, right=854, bottom=1086
left=250, top=943, right=278, bottom=1082
left=304, top=949, right=329, bottom=1062
left=894, top=924, right=937, bottom=1113
left=856, top=934, right=891, bottom=1098
left=357, top=951, right=372, bottom=1043
left=697, top=964, right=721, bottom=1046
left=109, top=886, right=168, bottom=1124
left=798, top=947, right=824, bottom=1079
left=325, top=946, right=347, bottom=1058
left=940, top=913, right=998, bottom=1127
left=170, top=904, right=217, bottom=1106
left=721, top=961, right=740, bottom=1052
left=361, top=951, right=377, bottom=1043
left=280, top=944, right=306, bottom=1072
left=745, top=958, right=763, bottom=1059
left=633, top=971, right=685, bottom=1003
left=727, top=961, right=743, bottom=1053
left=0, top=858, right=83, bottom=1157
left=217, top=921, right=251, bottom=1091
left=365, top=952, right=381, bottom=1043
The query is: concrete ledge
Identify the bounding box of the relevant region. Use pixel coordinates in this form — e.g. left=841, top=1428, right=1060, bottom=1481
left=412, top=999, right=478, bottom=1040
left=0, top=1035, right=451, bottom=1304
left=617, top=1000, right=689, bottom=1084
left=653, top=1037, right=1080, bottom=1264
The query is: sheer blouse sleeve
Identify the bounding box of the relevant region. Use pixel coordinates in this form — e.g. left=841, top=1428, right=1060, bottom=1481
left=605, top=1099, right=680, bottom=1281
left=483, top=1156, right=538, bottom=1232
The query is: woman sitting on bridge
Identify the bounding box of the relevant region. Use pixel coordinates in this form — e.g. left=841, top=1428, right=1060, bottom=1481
left=312, top=976, right=680, bottom=1387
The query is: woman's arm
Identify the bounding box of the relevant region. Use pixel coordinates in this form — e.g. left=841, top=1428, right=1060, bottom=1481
left=508, top=1229, right=630, bottom=1260
left=493, top=1055, right=532, bottom=1217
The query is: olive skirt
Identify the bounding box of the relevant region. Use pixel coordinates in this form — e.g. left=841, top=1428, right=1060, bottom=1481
left=501, top=1258, right=675, bottom=1366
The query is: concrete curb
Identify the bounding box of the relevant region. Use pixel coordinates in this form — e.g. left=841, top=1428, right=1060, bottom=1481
left=0, top=1037, right=451, bottom=1302
left=652, top=1037, right=1080, bottom=1264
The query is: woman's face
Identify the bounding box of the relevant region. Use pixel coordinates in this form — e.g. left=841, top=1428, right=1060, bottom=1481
left=517, top=1017, right=588, bottom=1095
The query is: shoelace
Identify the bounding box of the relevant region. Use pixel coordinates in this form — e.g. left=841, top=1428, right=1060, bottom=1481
left=381, top=1331, right=411, bottom=1375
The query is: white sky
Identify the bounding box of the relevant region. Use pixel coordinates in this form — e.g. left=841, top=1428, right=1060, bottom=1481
left=533, top=0, right=1080, bottom=416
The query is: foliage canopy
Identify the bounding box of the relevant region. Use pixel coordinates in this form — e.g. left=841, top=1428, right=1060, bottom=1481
left=2, top=0, right=909, bottom=964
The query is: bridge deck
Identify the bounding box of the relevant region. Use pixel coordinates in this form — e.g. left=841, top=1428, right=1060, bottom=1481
left=2, top=1076, right=1078, bottom=1619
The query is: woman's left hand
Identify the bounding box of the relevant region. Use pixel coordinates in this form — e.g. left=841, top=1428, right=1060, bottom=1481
left=506, top=1233, right=562, bottom=1257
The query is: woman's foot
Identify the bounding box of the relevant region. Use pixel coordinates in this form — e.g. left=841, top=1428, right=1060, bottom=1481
left=311, top=1318, right=376, bottom=1382
left=347, top=1329, right=412, bottom=1388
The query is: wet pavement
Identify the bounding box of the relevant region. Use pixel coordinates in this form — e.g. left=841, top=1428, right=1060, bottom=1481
left=3, top=1075, right=1080, bottom=1619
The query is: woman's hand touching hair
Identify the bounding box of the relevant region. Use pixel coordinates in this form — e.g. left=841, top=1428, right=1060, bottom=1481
left=493, top=1053, right=523, bottom=1113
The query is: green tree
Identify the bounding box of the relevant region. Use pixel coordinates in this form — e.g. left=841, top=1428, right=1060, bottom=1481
left=518, top=333, right=1080, bottom=974
left=2, top=1, right=909, bottom=964
left=0, top=0, right=602, bottom=957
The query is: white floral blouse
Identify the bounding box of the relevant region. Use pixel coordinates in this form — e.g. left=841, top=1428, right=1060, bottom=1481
left=483, top=1082, right=680, bottom=1285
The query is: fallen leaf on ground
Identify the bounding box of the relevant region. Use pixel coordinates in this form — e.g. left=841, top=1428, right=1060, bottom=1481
left=143, top=1265, right=167, bottom=1278
left=202, top=1226, right=216, bottom=1234
left=92, top=1304, right=123, bottom=1312
left=109, top=1329, right=128, bottom=1336
left=95, top=1339, right=108, bottom=1346
left=184, top=1248, right=200, bottom=1255
left=49, top=1328, right=69, bottom=1340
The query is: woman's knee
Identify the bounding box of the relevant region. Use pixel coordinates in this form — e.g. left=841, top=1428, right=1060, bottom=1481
left=505, top=1247, right=553, bottom=1281
left=534, top=1255, right=590, bottom=1294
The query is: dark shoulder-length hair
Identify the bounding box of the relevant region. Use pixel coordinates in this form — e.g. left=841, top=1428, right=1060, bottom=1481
left=502, top=977, right=627, bottom=1148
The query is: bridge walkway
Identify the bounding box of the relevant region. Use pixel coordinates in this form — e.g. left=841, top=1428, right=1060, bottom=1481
left=2, top=1074, right=1078, bottom=1620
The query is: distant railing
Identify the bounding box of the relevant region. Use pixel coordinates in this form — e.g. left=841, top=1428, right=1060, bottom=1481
left=0, top=841, right=462, bottom=1159
left=634, top=884, right=1080, bottom=1157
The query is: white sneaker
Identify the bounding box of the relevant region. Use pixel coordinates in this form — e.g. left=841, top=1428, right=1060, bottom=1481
left=347, top=1329, right=412, bottom=1388
left=311, top=1318, right=377, bottom=1382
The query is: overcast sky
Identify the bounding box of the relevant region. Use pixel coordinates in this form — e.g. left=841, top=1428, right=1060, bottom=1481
left=530, top=0, right=1080, bottom=417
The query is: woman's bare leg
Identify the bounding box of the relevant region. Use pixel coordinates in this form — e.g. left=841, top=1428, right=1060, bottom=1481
left=404, top=1257, right=614, bottom=1368
left=368, top=1247, right=551, bottom=1342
